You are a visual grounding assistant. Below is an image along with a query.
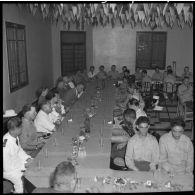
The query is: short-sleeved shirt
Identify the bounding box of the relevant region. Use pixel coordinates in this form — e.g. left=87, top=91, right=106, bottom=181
left=96, top=71, right=107, bottom=80
left=159, top=132, right=194, bottom=174
left=107, top=70, right=120, bottom=80
left=152, top=72, right=163, bottom=81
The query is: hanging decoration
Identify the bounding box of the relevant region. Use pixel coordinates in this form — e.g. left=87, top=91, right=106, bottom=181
left=17, top=3, right=193, bottom=29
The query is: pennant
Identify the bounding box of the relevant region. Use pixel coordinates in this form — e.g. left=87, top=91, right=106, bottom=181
left=110, top=3, right=116, bottom=13
left=94, top=3, right=98, bottom=12
left=156, top=6, right=161, bottom=17
left=134, top=13, right=138, bottom=23
left=132, top=4, right=138, bottom=14
left=143, top=3, right=150, bottom=16
left=137, top=11, right=145, bottom=22
left=72, top=6, right=77, bottom=17
left=163, top=3, right=168, bottom=15
left=183, top=6, right=190, bottom=23
left=176, top=3, right=184, bottom=15
left=103, top=4, right=109, bottom=16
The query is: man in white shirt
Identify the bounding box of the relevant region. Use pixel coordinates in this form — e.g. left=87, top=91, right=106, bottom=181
left=127, top=97, right=147, bottom=119
left=34, top=100, right=56, bottom=134
left=3, top=117, right=33, bottom=193
left=107, top=65, right=120, bottom=80
left=88, top=66, right=96, bottom=79
left=125, top=116, right=159, bottom=171
left=159, top=118, right=193, bottom=174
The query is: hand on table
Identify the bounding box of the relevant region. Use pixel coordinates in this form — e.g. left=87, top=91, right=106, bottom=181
left=117, top=142, right=127, bottom=150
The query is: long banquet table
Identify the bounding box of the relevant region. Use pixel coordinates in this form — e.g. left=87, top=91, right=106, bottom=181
left=25, top=79, right=193, bottom=192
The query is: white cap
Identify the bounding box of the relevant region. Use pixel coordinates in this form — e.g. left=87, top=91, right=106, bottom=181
left=153, top=95, right=159, bottom=100
left=3, top=109, right=17, bottom=118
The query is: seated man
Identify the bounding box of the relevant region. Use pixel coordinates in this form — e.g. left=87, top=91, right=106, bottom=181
left=34, top=100, right=56, bottom=134
left=111, top=109, right=137, bottom=168
left=19, top=104, right=46, bottom=158
left=163, top=69, right=176, bottom=99
left=152, top=66, right=163, bottom=82
left=120, top=66, right=128, bottom=79
left=181, top=66, right=193, bottom=82
left=32, top=161, right=77, bottom=193
left=88, top=65, right=96, bottom=79
left=163, top=65, right=175, bottom=80
left=35, top=87, right=48, bottom=109
left=63, top=76, right=75, bottom=89
left=3, top=117, right=33, bottom=193
left=141, top=70, right=152, bottom=92
left=107, top=65, right=120, bottom=80
left=55, top=78, right=68, bottom=100
left=123, top=69, right=135, bottom=84
left=177, top=76, right=193, bottom=114
left=134, top=67, right=142, bottom=81
left=127, top=97, right=147, bottom=119
left=62, top=83, right=84, bottom=108
left=159, top=118, right=193, bottom=174
left=96, top=65, right=107, bottom=89
left=125, top=116, right=159, bottom=171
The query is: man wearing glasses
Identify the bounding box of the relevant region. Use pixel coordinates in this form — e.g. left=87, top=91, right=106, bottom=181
left=159, top=118, right=193, bottom=174
left=125, top=116, right=159, bottom=171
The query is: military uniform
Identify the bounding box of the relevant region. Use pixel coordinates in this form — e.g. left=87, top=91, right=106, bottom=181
left=3, top=132, right=32, bottom=193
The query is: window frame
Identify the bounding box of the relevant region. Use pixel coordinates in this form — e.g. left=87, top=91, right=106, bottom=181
left=136, top=31, right=167, bottom=70
left=5, top=21, right=29, bottom=93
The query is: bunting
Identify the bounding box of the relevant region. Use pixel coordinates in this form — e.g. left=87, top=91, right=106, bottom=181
left=18, top=3, right=193, bottom=29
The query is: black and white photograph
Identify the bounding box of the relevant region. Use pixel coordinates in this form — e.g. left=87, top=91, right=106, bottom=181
left=3, top=1, right=193, bottom=193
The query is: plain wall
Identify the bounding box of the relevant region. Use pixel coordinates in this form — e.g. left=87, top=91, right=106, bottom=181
left=51, top=19, right=93, bottom=85
left=3, top=4, right=53, bottom=112
left=93, top=22, right=193, bottom=76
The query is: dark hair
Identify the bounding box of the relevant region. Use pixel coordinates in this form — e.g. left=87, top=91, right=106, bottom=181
left=90, top=66, right=94, bottom=69
left=123, top=108, right=136, bottom=119
left=136, top=116, right=150, bottom=126
left=21, top=104, right=34, bottom=116
left=167, top=65, right=172, bottom=69
left=56, top=77, right=63, bottom=87
left=35, top=87, right=48, bottom=98
left=155, top=66, right=159, bottom=70
left=52, top=161, right=75, bottom=187
left=170, top=118, right=185, bottom=129
left=124, top=70, right=130, bottom=74
left=128, top=98, right=140, bottom=107
left=142, top=70, right=147, bottom=74
left=100, top=65, right=105, bottom=69
left=184, top=66, right=189, bottom=69
left=167, top=69, right=173, bottom=75
left=122, top=66, right=127, bottom=69
left=112, top=65, right=116, bottom=67
left=45, top=91, right=56, bottom=101
left=7, top=117, right=22, bottom=131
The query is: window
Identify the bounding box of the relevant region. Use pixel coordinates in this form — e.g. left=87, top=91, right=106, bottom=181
left=61, top=31, right=86, bottom=75
left=6, top=22, right=28, bottom=92
left=136, top=32, right=167, bottom=70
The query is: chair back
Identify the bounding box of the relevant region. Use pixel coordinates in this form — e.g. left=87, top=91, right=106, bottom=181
left=163, top=82, right=176, bottom=94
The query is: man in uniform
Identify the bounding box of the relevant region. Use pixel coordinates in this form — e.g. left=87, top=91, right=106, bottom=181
left=3, top=117, right=33, bottom=193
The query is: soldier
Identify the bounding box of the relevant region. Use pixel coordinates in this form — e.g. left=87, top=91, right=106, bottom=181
left=3, top=117, right=33, bottom=193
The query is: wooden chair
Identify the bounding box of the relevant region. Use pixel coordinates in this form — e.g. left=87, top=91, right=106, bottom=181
left=183, top=101, right=193, bottom=140
left=141, top=82, right=151, bottom=98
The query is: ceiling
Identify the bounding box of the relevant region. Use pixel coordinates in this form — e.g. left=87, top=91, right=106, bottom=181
left=17, top=3, right=193, bottom=30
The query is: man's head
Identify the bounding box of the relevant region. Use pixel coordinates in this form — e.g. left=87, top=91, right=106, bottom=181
left=56, top=80, right=64, bottom=89
left=184, top=66, right=189, bottom=74
left=40, top=100, right=52, bottom=114
left=46, top=90, right=58, bottom=105
left=22, top=104, right=37, bottom=121
left=89, top=66, right=95, bottom=72
left=7, top=117, right=23, bottom=137
left=35, top=87, right=48, bottom=98
left=111, top=65, right=116, bottom=71
left=136, top=116, right=150, bottom=136
left=52, top=161, right=77, bottom=192
left=122, top=66, right=127, bottom=72
left=99, top=65, right=105, bottom=71
left=63, top=76, right=69, bottom=83
left=76, top=83, right=84, bottom=93
left=167, top=69, right=173, bottom=75
left=155, top=66, right=159, bottom=73
left=128, top=98, right=140, bottom=111
left=167, top=65, right=172, bottom=71
left=124, top=70, right=130, bottom=77
left=142, top=70, right=147, bottom=77
left=170, top=118, right=185, bottom=140
left=183, top=76, right=190, bottom=86
left=123, top=108, right=136, bottom=124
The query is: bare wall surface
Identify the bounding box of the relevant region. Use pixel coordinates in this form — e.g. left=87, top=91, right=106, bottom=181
left=3, top=4, right=53, bottom=112
left=93, top=23, right=193, bottom=76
